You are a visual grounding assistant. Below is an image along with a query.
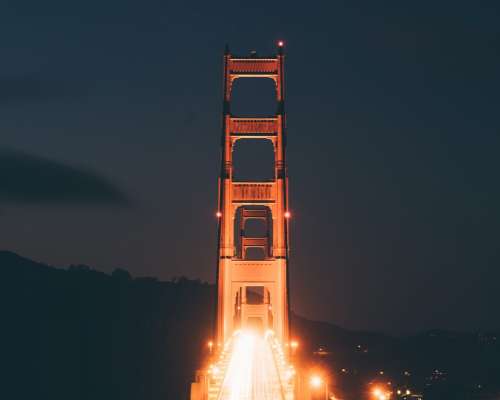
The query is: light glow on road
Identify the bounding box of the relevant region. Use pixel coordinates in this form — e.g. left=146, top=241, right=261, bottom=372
left=214, top=330, right=294, bottom=400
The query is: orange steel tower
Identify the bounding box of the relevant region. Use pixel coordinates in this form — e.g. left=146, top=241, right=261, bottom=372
left=216, top=43, right=290, bottom=345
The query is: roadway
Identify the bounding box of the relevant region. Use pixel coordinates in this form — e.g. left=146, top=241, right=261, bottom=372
left=217, top=332, right=285, bottom=400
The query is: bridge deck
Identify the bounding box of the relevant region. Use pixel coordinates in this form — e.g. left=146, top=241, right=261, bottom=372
left=210, top=332, right=294, bottom=400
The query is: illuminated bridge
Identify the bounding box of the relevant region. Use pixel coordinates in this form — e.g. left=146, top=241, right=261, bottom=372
left=191, top=43, right=317, bottom=400
left=206, top=331, right=295, bottom=400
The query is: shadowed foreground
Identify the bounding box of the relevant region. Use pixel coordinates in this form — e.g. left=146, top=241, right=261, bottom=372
left=1, top=251, right=213, bottom=400
left=1, top=251, right=499, bottom=400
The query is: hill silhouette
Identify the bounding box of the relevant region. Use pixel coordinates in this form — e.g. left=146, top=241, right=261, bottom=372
left=1, top=251, right=213, bottom=400
left=1, top=251, right=498, bottom=400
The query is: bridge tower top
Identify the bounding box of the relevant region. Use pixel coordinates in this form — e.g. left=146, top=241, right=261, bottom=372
left=222, top=43, right=285, bottom=106
left=216, top=42, right=291, bottom=346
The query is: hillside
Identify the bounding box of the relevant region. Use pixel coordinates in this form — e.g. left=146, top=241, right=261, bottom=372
left=1, top=251, right=498, bottom=400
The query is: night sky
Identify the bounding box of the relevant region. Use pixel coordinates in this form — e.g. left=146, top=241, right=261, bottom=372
left=1, top=0, right=499, bottom=333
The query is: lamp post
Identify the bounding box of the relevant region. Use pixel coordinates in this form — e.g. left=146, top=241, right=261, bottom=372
left=310, top=374, right=328, bottom=400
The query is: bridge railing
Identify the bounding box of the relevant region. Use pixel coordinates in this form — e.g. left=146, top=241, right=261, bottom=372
left=266, top=331, right=296, bottom=400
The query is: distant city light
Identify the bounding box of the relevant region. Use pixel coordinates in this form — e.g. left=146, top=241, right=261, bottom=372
left=216, top=211, right=222, bottom=218
left=278, top=40, right=284, bottom=47
left=284, top=211, right=291, bottom=218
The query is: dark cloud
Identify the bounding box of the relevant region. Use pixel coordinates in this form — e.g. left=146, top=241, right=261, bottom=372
left=0, top=148, right=130, bottom=206
left=0, top=76, right=85, bottom=105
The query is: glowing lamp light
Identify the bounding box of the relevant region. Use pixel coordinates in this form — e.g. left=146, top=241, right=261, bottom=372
left=284, top=211, right=291, bottom=219
left=310, top=375, right=323, bottom=389
left=278, top=40, right=284, bottom=47
left=372, top=387, right=392, bottom=400
left=291, top=340, right=299, bottom=349
left=216, top=211, right=222, bottom=218
left=406, top=389, right=411, bottom=395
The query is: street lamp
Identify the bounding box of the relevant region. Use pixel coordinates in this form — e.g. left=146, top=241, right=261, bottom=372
left=372, top=386, right=391, bottom=400
left=310, top=374, right=328, bottom=399
left=310, top=375, right=322, bottom=388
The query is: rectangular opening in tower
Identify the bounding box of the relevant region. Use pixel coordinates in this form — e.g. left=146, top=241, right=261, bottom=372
left=232, top=139, right=275, bottom=181
left=246, top=286, right=265, bottom=304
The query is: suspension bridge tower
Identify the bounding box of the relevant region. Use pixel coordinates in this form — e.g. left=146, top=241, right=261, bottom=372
left=216, top=42, right=291, bottom=346
left=190, top=43, right=301, bottom=400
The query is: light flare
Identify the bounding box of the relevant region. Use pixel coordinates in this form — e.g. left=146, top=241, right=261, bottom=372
left=215, top=330, right=294, bottom=400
